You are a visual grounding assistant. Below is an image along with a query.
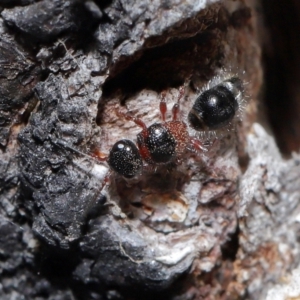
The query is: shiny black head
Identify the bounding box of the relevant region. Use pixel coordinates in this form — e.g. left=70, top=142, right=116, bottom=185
left=137, top=123, right=176, bottom=164
left=188, top=78, right=241, bottom=130
left=108, top=139, right=142, bottom=178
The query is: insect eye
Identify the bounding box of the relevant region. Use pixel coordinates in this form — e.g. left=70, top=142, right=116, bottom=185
left=108, top=139, right=142, bottom=178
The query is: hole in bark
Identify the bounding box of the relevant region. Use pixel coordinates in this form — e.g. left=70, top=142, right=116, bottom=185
left=130, top=202, right=143, bottom=208
left=238, top=152, right=250, bottom=173
left=221, top=224, right=239, bottom=261
left=97, top=30, right=225, bottom=126
left=101, top=30, right=224, bottom=99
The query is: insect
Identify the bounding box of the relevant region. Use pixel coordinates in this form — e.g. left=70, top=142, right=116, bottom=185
left=50, top=73, right=246, bottom=222
left=94, top=86, right=206, bottom=180
left=55, top=72, right=246, bottom=197
left=188, top=74, right=245, bottom=132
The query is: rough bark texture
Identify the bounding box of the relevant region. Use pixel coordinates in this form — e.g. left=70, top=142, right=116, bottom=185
left=0, top=0, right=299, bottom=299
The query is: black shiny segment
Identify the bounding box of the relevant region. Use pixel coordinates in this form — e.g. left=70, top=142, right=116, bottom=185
left=108, top=139, right=142, bottom=178
left=188, top=84, right=238, bottom=130
left=138, top=123, right=176, bottom=164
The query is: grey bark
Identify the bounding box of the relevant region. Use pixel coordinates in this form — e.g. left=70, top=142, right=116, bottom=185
left=0, top=0, right=299, bottom=299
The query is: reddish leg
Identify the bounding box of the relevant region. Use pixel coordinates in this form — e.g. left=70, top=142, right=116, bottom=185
left=172, top=104, right=180, bottom=121
left=92, top=149, right=108, bottom=162
left=159, top=91, right=167, bottom=122
left=172, top=85, right=185, bottom=121
left=116, top=110, right=150, bottom=160
left=190, top=137, right=208, bottom=152
left=117, top=110, right=147, bottom=131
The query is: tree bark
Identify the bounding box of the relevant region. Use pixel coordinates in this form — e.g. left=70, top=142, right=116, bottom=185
left=0, top=0, right=299, bottom=299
